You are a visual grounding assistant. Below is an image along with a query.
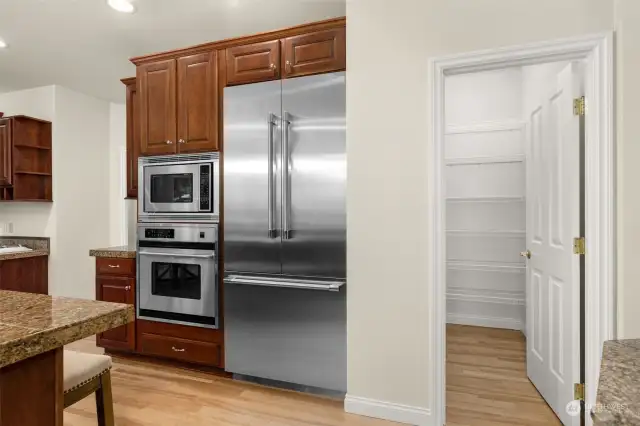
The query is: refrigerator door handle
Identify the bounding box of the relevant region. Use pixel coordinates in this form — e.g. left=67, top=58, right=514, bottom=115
left=267, top=113, right=277, bottom=239
left=281, top=111, right=292, bottom=240
left=224, top=275, right=345, bottom=291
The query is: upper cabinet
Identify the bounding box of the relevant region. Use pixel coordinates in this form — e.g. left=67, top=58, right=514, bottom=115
left=282, top=28, right=346, bottom=78
left=177, top=51, right=219, bottom=153
left=226, top=40, right=280, bottom=85
left=122, top=78, right=139, bottom=199
left=138, top=59, right=177, bottom=156
left=0, top=116, right=52, bottom=202
left=138, top=54, right=219, bottom=156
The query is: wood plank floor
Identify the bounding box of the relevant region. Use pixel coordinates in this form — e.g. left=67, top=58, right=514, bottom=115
left=64, top=325, right=560, bottom=425
left=446, top=324, right=561, bottom=426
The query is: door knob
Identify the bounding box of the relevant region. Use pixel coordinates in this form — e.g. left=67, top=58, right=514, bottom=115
left=520, top=250, right=531, bottom=259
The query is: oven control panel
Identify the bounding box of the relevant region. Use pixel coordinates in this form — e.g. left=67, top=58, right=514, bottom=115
left=144, top=229, right=175, bottom=239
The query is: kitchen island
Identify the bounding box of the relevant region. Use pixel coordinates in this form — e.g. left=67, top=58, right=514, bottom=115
left=0, top=290, right=133, bottom=426
left=593, top=339, right=640, bottom=425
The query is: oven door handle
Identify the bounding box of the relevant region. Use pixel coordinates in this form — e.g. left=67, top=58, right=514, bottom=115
left=139, top=251, right=215, bottom=259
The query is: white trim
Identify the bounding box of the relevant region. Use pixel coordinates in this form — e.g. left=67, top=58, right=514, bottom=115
left=446, top=196, right=524, bottom=203
left=447, top=313, right=524, bottom=331
left=344, top=395, right=432, bottom=426
left=429, top=32, right=615, bottom=426
left=447, top=288, right=525, bottom=305
left=446, top=120, right=525, bottom=134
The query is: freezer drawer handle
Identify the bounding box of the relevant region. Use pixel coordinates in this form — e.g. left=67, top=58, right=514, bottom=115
left=224, top=275, right=345, bottom=292
left=267, top=113, right=278, bottom=239
left=139, top=251, right=215, bottom=259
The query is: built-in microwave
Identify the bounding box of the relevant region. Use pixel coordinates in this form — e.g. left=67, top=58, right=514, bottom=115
left=138, top=153, right=220, bottom=223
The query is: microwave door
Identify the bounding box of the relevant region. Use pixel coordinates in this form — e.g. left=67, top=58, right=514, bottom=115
left=143, top=164, right=201, bottom=214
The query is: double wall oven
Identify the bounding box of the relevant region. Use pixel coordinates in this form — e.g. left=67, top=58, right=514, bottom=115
left=137, top=153, right=221, bottom=329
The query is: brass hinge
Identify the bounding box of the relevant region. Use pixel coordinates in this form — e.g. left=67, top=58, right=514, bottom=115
left=574, top=383, right=585, bottom=401
left=573, top=237, right=586, bottom=255
left=573, top=96, right=585, bottom=116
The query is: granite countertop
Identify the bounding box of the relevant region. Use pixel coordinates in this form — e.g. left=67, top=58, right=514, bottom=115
left=0, top=290, right=133, bottom=368
left=89, top=245, right=136, bottom=259
left=593, top=339, right=640, bottom=425
left=0, top=236, right=50, bottom=261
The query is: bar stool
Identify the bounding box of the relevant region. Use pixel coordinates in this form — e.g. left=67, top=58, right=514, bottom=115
left=63, top=350, right=114, bottom=426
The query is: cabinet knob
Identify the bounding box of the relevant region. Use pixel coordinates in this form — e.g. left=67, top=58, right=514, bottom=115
left=178, top=139, right=185, bottom=144
left=285, top=60, right=292, bottom=72
left=270, top=63, right=276, bottom=70
left=172, top=346, right=185, bottom=352
left=166, top=140, right=173, bottom=145
left=125, top=285, right=131, bottom=291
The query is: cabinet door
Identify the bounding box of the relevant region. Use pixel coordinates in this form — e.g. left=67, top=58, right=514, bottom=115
left=282, top=28, right=346, bottom=78
left=0, top=256, right=48, bottom=294
left=96, top=276, right=135, bottom=351
left=177, top=51, right=219, bottom=153
left=0, top=119, right=12, bottom=187
left=138, top=60, right=177, bottom=156
left=226, top=40, right=280, bottom=85
left=124, top=80, right=140, bottom=198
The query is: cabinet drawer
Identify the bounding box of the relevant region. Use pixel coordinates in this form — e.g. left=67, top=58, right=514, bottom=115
left=96, top=258, right=135, bottom=276
left=138, top=332, right=221, bottom=367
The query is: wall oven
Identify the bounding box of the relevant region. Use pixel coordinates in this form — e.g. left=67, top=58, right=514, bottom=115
left=138, top=153, right=220, bottom=223
left=137, top=223, right=219, bottom=329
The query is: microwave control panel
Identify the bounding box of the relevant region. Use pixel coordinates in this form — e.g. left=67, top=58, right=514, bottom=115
left=200, top=164, right=211, bottom=212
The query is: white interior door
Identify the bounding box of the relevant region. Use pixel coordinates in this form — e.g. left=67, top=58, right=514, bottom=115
left=525, top=62, right=581, bottom=425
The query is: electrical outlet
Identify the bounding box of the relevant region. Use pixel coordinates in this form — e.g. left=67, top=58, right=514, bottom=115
left=0, top=223, right=13, bottom=235
left=6, top=223, right=13, bottom=234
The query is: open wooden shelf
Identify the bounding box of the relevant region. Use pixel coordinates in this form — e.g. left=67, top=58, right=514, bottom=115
left=13, top=144, right=52, bottom=151
left=14, top=171, right=52, bottom=176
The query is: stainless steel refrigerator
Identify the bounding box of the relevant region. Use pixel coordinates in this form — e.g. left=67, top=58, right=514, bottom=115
left=223, top=72, right=346, bottom=392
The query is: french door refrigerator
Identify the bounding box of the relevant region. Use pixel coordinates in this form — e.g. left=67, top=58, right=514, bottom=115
left=223, top=72, right=346, bottom=392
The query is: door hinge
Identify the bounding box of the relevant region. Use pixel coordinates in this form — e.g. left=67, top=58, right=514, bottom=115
left=573, top=237, right=586, bottom=255
left=573, top=96, right=585, bottom=116
left=574, top=383, right=585, bottom=401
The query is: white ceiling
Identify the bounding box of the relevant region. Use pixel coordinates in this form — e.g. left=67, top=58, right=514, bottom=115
left=0, top=0, right=346, bottom=102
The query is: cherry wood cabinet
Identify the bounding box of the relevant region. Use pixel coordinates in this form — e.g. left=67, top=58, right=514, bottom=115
left=0, top=256, right=48, bottom=294
left=282, top=28, right=346, bottom=78
left=138, top=59, right=177, bottom=156
left=122, top=78, right=139, bottom=199
left=0, top=116, right=52, bottom=202
left=177, top=51, right=219, bottom=152
left=225, top=40, right=280, bottom=85
left=0, top=119, right=12, bottom=187
left=95, top=257, right=136, bottom=352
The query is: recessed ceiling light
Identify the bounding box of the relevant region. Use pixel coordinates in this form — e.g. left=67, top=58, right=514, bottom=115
left=108, top=0, right=135, bottom=13
left=0, top=39, right=7, bottom=49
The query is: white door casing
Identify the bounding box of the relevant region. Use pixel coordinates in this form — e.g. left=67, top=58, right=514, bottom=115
left=525, top=62, right=581, bottom=425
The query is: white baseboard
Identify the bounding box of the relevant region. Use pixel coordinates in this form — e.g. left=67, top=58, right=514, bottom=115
left=344, top=395, right=432, bottom=426
left=447, top=312, right=523, bottom=330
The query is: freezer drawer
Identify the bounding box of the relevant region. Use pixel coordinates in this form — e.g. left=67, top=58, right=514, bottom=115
left=224, top=283, right=346, bottom=392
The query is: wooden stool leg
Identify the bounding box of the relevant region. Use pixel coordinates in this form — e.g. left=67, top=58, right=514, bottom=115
left=95, top=371, right=115, bottom=426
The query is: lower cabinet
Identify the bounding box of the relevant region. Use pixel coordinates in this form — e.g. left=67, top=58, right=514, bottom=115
left=95, top=257, right=136, bottom=352
left=96, top=276, right=136, bottom=351
left=137, top=319, right=224, bottom=368
left=0, top=255, right=48, bottom=294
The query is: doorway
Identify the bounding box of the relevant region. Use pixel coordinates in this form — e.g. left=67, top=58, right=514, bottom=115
left=443, top=61, right=580, bottom=425
left=429, top=34, right=615, bottom=426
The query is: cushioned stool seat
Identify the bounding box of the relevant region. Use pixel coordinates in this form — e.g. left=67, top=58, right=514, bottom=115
left=64, top=350, right=112, bottom=392
left=63, top=350, right=114, bottom=426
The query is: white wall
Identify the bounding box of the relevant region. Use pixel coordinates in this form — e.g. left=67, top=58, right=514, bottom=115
left=346, top=0, right=617, bottom=422
left=444, top=69, right=526, bottom=331
left=109, top=103, right=127, bottom=246
left=0, top=85, right=112, bottom=299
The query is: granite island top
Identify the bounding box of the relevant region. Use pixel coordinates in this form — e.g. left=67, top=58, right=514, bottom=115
left=593, top=339, right=640, bottom=425
left=0, top=290, right=133, bottom=368
left=89, top=245, right=136, bottom=258
left=0, top=236, right=50, bottom=261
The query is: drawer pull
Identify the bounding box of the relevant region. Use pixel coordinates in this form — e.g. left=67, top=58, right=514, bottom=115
left=172, top=346, right=185, bottom=352
left=108, top=264, right=120, bottom=268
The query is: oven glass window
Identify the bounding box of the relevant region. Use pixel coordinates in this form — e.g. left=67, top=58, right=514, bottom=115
left=151, top=262, right=201, bottom=300
left=150, top=173, right=193, bottom=203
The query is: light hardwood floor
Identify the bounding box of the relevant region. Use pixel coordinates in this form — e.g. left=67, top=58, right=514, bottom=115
left=65, top=325, right=560, bottom=426
left=446, top=324, right=561, bottom=426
